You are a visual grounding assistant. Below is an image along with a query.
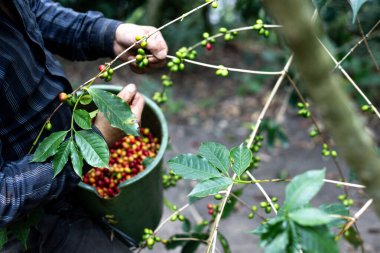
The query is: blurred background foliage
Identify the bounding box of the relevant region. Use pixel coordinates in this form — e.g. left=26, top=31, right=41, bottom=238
left=58, top=0, right=380, bottom=102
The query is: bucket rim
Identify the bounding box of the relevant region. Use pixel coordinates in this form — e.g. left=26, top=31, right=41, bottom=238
left=77, top=84, right=169, bottom=195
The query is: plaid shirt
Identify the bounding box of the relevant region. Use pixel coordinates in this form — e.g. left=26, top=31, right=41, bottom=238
left=0, top=0, right=121, bottom=226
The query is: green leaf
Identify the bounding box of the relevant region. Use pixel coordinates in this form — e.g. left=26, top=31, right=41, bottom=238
left=165, top=233, right=208, bottom=252
left=287, top=221, right=302, bottom=252
left=52, top=140, right=71, bottom=177
left=9, top=225, right=30, bottom=250
left=79, top=94, right=93, bottom=105
left=265, top=231, right=288, bottom=253
left=181, top=241, right=200, bottom=253
left=252, top=218, right=288, bottom=252
left=88, top=88, right=139, bottom=136
left=218, top=233, right=232, bottom=253
left=32, top=131, right=68, bottom=162
left=168, top=154, right=221, bottom=180
left=319, top=203, right=349, bottom=227
left=297, top=225, right=338, bottom=253
left=0, top=228, right=7, bottom=250
left=75, top=130, right=109, bottom=168
left=198, top=142, right=230, bottom=175
left=142, top=157, right=154, bottom=167
left=188, top=177, right=233, bottom=198
left=193, top=222, right=208, bottom=233
left=344, top=226, right=363, bottom=248
left=284, top=169, right=325, bottom=211
left=289, top=208, right=335, bottom=226
left=230, top=144, right=252, bottom=177
left=349, top=0, right=368, bottom=23
left=89, top=110, right=98, bottom=119
left=181, top=218, right=191, bottom=233
left=73, top=109, right=92, bottom=129
left=70, top=141, right=84, bottom=177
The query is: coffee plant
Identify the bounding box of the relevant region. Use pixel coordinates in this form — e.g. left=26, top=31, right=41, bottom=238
left=1, top=0, right=379, bottom=252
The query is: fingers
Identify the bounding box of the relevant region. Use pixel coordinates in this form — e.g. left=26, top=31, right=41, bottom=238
left=130, top=92, right=145, bottom=124
left=117, top=83, right=137, bottom=103
left=117, top=84, right=145, bottom=124
left=144, top=27, right=168, bottom=61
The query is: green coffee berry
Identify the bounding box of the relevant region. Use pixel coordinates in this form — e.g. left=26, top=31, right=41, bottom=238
left=214, top=194, right=223, bottom=200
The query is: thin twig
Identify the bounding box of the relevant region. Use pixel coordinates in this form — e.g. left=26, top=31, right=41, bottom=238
left=246, top=172, right=277, bottom=215
left=338, top=199, right=373, bottom=237
left=356, top=18, right=380, bottom=72
left=230, top=192, right=267, bottom=221
left=324, top=179, right=365, bottom=188
left=205, top=55, right=293, bottom=253
left=286, top=74, right=349, bottom=195
left=188, top=24, right=282, bottom=50
left=154, top=203, right=190, bottom=234
left=166, top=55, right=283, bottom=75
left=333, top=20, right=380, bottom=71
left=110, top=0, right=216, bottom=65
left=318, top=38, right=380, bottom=119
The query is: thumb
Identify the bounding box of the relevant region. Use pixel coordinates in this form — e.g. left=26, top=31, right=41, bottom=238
left=118, top=84, right=137, bottom=104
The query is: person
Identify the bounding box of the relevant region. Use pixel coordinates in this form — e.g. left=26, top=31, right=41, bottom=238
left=0, top=0, right=168, bottom=252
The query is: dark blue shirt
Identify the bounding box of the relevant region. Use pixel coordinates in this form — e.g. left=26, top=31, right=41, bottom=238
left=0, top=0, right=121, bottom=226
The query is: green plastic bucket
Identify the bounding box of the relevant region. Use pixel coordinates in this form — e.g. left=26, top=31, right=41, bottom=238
left=75, top=85, right=168, bottom=243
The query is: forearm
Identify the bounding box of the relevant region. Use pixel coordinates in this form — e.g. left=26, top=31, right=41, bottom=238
left=33, top=0, right=120, bottom=60
left=0, top=155, right=80, bottom=226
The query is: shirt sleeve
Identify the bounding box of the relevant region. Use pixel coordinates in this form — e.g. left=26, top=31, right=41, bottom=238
left=0, top=151, right=80, bottom=226
left=0, top=125, right=107, bottom=226
left=31, top=0, right=122, bottom=61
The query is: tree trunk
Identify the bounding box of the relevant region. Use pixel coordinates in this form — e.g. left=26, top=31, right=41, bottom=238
left=263, top=0, right=380, bottom=217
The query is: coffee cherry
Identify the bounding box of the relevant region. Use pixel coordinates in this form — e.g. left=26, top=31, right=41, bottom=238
left=45, top=121, right=52, bottom=131
left=170, top=214, right=178, bottom=221
left=214, top=194, right=223, bottom=200
left=260, top=201, right=268, bottom=208
left=211, top=1, right=218, bottom=8
left=140, top=40, right=148, bottom=48
left=338, top=194, right=346, bottom=201
left=202, top=32, right=210, bottom=39
left=83, top=128, right=160, bottom=198
left=107, top=68, right=114, bottom=76
left=98, top=64, right=106, bottom=72
left=105, top=75, right=112, bottom=82
left=135, top=35, right=142, bottom=41
left=219, top=27, right=228, bottom=33
left=248, top=213, right=254, bottom=219
left=147, top=237, right=155, bottom=249
left=361, top=105, right=370, bottom=111
left=101, top=72, right=109, bottom=79
left=58, top=92, right=68, bottom=102
left=206, top=43, right=212, bottom=51
left=136, top=54, right=143, bottom=62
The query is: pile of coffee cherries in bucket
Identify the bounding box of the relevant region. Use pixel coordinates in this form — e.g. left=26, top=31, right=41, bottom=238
left=82, top=128, right=160, bottom=198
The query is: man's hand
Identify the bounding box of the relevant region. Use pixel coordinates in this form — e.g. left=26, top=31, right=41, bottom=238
left=94, top=84, right=145, bottom=146
left=113, top=24, right=168, bottom=73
